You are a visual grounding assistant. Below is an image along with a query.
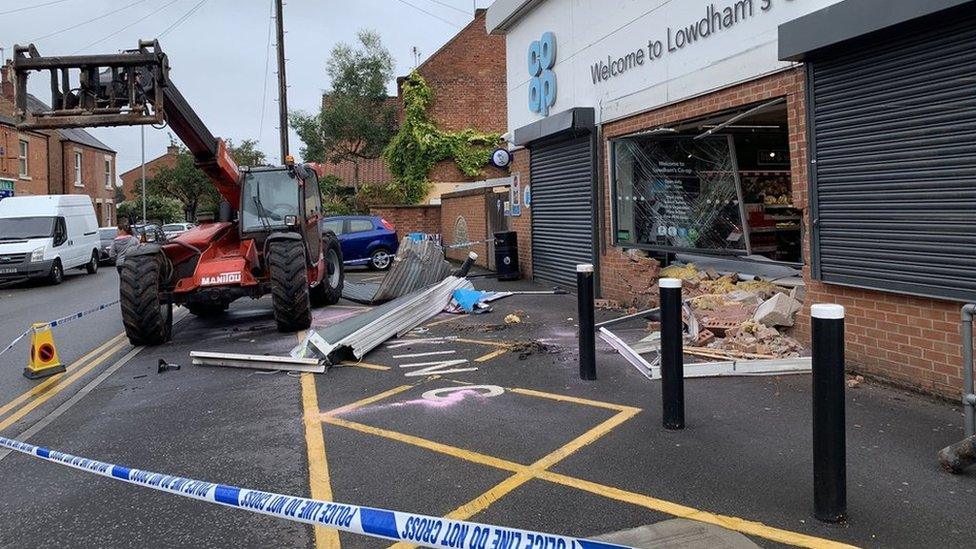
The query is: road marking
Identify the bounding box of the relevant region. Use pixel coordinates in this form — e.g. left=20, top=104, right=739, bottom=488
left=537, top=471, right=857, bottom=549
left=0, top=333, right=125, bottom=421
left=297, top=331, right=340, bottom=549
left=474, top=349, right=507, bottom=363
left=321, top=385, right=414, bottom=418
left=424, top=315, right=463, bottom=328
left=0, top=339, right=127, bottom=432
left=454, top=338, right=512, bottom=349
left=337, top=361, right=391, bottom=371
left=322, top=384, right=853, bottom=549
left=302, top=373, right=340, bottom=549
left=324, top=416, right=523, bottom=473
left=393, top=350, right=456, bottom=359
left=509, top=387, right=638, bottom=413
left=0, top=345, right=142, bottom=463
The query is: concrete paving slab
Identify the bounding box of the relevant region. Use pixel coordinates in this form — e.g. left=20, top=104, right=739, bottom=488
left=595, top=520, right=760, bottom=549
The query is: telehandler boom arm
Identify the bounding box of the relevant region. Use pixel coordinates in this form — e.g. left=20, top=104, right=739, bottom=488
left=12, top=40, right=240, bottom=206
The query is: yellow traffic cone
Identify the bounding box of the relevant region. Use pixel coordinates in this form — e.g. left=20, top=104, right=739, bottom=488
left=24, top=323, right=65, bottom=380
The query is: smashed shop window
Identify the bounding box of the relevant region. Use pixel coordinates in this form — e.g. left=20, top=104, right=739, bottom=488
left=613, top=136, right=746, bottom=254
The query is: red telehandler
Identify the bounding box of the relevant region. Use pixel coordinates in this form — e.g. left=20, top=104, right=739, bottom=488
left=12, top=40, right=345, bottom=345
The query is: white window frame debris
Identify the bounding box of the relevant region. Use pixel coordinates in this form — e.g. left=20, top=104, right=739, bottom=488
left=598, top=326, right=810, bottom=380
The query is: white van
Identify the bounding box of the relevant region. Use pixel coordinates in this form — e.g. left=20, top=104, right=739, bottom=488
left=0, top=195, right=101, bottom=284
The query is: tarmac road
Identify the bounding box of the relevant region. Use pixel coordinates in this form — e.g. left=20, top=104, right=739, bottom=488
left=0, top=269, right=974, bottom=548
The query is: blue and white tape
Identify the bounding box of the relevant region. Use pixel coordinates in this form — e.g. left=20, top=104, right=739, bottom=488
left=0, top=435, right=632, bottom=549
left=0, top=299, right=120, bottom=358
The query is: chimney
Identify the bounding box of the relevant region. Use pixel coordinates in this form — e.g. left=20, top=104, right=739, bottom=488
left=1, top=61, right=14, bottom=101
left=166, top=144, right=179, bottom=156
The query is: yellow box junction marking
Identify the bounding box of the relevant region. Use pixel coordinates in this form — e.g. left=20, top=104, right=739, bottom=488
left=316, top=383, right=857, bottom=549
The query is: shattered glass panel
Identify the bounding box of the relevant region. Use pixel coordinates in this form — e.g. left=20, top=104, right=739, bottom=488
left=613, top=136, right=747, bottom=253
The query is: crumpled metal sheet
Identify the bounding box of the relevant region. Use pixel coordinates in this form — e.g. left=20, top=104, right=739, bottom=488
left=340, top=281, right=381, bottom=304
left=292, top=276, right=471, bottom=364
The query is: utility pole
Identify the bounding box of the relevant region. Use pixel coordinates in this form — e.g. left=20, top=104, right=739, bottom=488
left=141, top=126, right=146, bottom=224
left=274, top=0, right=289, bottom=162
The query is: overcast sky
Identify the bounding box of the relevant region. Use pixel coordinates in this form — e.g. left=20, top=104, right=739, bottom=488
left=0, top=0, right=493, bottom=176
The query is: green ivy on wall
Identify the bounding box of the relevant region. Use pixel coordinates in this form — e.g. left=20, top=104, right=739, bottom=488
left=384, top=71, right=500, bottom=204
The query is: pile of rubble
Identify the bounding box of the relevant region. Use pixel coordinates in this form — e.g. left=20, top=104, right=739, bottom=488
left=659, top=262, right=806, bottom=359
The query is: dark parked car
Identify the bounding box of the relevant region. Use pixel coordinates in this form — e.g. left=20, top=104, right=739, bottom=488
left=321, top=216, right=399, bottom=270
left=98, top=227, right=117, bottom=263
left=132, top=224, right=167, bottom=243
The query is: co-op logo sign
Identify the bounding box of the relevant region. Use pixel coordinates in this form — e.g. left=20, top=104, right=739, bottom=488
left=527, top=32, right=557, bottom=117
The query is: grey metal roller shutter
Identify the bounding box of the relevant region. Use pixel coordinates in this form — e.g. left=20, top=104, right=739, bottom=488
left=530, top=135, right=594, bottom=288
left=809, top=14, right=976, bottom=302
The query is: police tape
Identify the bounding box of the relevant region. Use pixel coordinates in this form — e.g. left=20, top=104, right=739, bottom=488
left=0, top=435, right=631, bottom=549
left=445, top=239, right=493, bottom=250
left=0, top=299, right=121, bottom=358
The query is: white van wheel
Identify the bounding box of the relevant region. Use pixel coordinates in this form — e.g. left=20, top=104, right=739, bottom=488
left=86, top=251, right=99, bottom=274
left=48, top=259, right=63, bottom=285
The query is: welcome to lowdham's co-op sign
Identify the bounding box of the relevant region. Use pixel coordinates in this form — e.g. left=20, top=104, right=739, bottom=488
left=526, top=0, right=800, bottom=118
left=591, top=0, right=786, bottom=85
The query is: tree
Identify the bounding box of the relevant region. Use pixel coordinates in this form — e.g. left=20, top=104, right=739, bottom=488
left=146, top=146, right=216, bottom=222
left=117, top=196, right=183, bottom=225
left=291, top=29, right=396, bottom=190
left=226, top=138, right=267, bottom=167
left=145, top=140, right=269, bottom=220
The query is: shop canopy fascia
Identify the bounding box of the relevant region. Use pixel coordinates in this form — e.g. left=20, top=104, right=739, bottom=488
left=778, top=0, right=973, bottom=61
left=512, top=107, right=595, bottom=147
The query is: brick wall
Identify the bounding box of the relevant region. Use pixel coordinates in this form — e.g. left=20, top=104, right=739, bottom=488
left=0, top=125, right=49, bottom=196
left=404, top=8, right=507, bottom=185
left=119, top=146, right=178, bottom=201
left=369, top=205, right=441, bottom=236
left=593, top=67, right=965, bottom=399
left=508, top=152, right=532, bottom=278
left=440, top=188, right=489, bottom=267
left=62, top=144, right=117, bottom=225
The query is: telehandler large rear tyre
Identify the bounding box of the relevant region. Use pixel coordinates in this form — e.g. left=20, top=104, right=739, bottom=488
left=269, top=239, right=312, bottom=332
left=310, top=232, right=344, bottom=307
left=120, top=254, right=173, bottom=346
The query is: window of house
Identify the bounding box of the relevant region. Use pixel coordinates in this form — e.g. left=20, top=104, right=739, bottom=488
left=18, top=140, right=28, bottom=178
left=74, top=152, right=83, bottom=186
left=104, top=158, right=113, bottom=189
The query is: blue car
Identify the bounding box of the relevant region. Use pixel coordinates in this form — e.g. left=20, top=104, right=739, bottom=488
left=321, top=216, right=399, bottom=270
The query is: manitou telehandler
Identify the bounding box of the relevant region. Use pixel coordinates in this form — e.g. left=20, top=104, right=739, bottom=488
left=12, top=40, right=345, bottom=345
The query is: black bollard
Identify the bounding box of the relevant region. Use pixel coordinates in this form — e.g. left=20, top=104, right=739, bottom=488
left=577, top=264, right=596, bottom=380
left=455, top=252, right=478, bottom=278
left=811, top=303, right=847, bottom=523
left=659, top=278, right=684, bottom=430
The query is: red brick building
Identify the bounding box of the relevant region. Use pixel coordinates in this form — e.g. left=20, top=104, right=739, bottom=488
left=316, top=9, right=508, bottom=201
left=119, top=144, right=180, bottom=202
left=0, top=62, right=118, bottom=226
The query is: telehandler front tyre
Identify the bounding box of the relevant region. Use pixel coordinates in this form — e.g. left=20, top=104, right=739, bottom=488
left=269, top=239, right=312, bottom=332
left=120, top=254, right=173, bottom=346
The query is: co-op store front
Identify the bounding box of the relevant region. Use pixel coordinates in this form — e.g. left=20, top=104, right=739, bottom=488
left=487, top=0, right=976, bottom=398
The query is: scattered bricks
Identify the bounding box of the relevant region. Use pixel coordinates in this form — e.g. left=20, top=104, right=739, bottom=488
left=697, top=329, right=716, bottom=346
left=702, top=319, right=740, bottom=337
left=594, top=299, right=621, bottom=310
left=705, top=267, right=721, bottom=280
left=753, top=293, right=803, bottom=327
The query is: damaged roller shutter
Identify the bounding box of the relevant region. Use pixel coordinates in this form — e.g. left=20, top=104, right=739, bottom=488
left=530, top=135, right=595, bottom=288
left=808, top=14, right=976, bottom=302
